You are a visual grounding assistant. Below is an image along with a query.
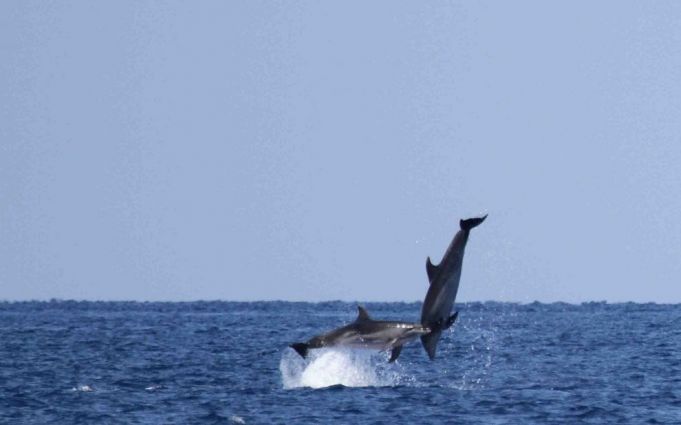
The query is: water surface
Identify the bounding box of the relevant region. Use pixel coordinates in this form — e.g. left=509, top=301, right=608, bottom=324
left=1, top=301, right=680, bottom=423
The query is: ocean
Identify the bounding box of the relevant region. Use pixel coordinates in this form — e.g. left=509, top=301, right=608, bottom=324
left=1, top=301, right=680, bottom=424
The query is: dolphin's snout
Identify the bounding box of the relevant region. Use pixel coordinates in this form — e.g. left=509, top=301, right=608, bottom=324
left=414, top=326, right=431, bottom=335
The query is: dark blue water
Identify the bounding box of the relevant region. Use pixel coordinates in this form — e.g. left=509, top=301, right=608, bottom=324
left=1, top=301, right=680, bottom=424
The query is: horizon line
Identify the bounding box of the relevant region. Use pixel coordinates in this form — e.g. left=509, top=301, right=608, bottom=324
left=1, top=298, right=680, bottom=305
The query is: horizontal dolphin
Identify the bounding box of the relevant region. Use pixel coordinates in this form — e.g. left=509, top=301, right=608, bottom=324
left=290, top=306, right=430, bottom=362
left=420, top=215, right=487, bottom=359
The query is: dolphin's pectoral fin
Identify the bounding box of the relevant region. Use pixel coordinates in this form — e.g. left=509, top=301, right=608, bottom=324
left=290, top=343, right=309, bottom=359
left=426, top=257, right=440, bottom=283
left=388, top=345, right=403, bottom=363
left=356, top=305, right=371, bottom=322
left=431, top=311, right=458, bottom=332
left=444, top=311, right=459, bottom=330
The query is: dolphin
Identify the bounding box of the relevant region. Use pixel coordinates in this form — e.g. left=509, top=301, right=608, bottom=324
left=420, top=215, right=487, bottom=359
left=290, top=306, right=430, bottom=362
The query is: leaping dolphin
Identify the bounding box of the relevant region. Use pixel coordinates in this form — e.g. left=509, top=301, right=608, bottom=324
left=420, top=215, right=487, bottom=359
left=290, top=306, right=430, bottom=362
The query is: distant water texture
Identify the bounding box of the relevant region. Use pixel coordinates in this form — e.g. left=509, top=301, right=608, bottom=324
left=1, top=301, right=680, bottom=423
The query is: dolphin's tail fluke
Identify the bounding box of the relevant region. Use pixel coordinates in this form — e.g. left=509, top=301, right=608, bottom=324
left=421, top=330, right=442, bottom=360
left=290, top=343, right=309, bottom=358
left=460, top=215, right=487, bottom=231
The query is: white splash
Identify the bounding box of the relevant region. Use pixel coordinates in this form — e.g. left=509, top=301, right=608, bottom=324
left=71, top=385, right=94, bottom=392
left=279, top=347, right=405, bottom=389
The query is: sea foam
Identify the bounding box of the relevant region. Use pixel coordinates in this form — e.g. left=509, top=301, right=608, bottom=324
left=279, top=347, right=405, bottom=389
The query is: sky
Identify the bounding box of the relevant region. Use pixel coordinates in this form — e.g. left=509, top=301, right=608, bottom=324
left=2, top=1, right=680, bottom=303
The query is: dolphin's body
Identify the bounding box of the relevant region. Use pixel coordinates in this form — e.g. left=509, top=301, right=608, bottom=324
left=290, top=306, right=430, bottom=362
left=420, top=215, right=487, bottom=359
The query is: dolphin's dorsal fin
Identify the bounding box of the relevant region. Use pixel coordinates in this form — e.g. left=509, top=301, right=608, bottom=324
left=426, top=257, right=439, bottom=283
left=356, top=305, right=371, bottom=322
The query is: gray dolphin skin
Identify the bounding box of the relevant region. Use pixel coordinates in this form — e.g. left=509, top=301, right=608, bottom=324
left=420, top=215, right=487, bottom=360
left=290, top=306, right=430, bottom=362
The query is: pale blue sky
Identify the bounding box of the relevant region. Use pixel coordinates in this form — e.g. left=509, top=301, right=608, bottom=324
left=2, top=1, right=680, bottom=302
